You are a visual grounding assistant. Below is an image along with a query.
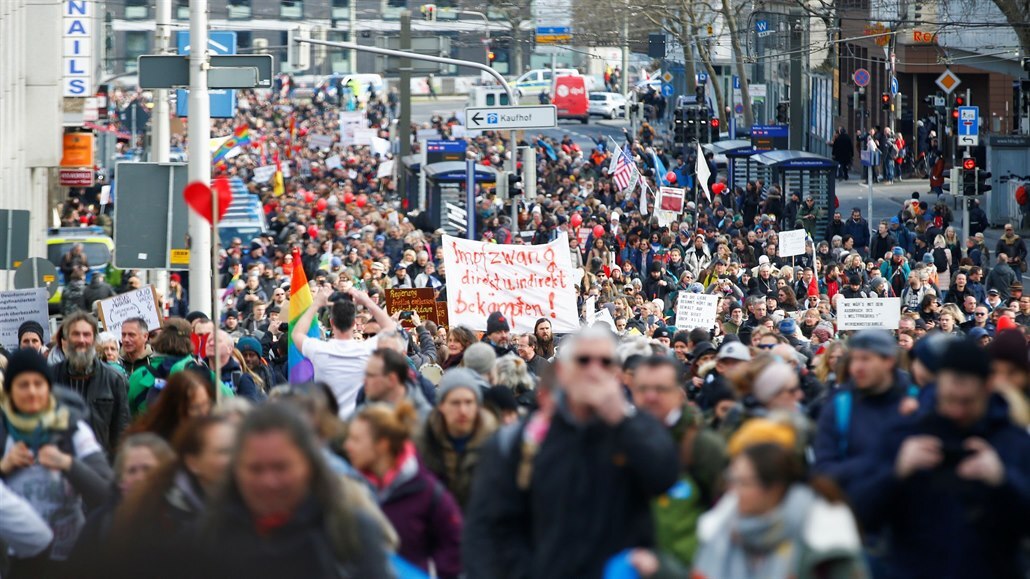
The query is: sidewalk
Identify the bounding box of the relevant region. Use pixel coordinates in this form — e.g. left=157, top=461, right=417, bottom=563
left=836, top=179, right=1030, bottom=283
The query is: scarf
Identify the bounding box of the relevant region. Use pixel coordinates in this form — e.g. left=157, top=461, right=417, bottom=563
left=693, top=485, right=815, bottom=579
left=0, top=394, right=70, bottom=451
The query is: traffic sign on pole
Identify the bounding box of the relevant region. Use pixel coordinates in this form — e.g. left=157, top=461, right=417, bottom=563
left=935, top=69, right=961, bottom=94
left=464, top=105, right=557, bottom=130
left=957, top=105, right=979, bottom=146
left=853, top=68, right=870, bottom=87
left=890, top=76, right=899, bottom=96
left=176, top=31, right=240, bottom=118
left=661, top=83, right=674, bottom=97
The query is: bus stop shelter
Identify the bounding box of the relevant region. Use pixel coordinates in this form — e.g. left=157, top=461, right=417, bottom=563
left=750, top=150, right=837, bottom=239
left=704, top=139, right=761, bottom=190
left=421, top=161, right=497, bottom=236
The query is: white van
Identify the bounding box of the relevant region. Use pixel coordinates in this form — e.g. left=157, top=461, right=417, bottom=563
left=510, top=68, right=579, bottom=98
left=466, top=86, right=514, bottom=108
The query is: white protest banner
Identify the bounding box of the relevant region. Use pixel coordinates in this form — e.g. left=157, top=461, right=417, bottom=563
left=658, top=187, right=686, bottom=213
left=97, top=285, right=163, bottom=338
left=325, top=155, right=343, bottom=170
left=675, top=292, right=720, bottom=331
left=376, top=159, right=395, bottom=179
left=778, top=229, right=808, bottom=258
left=339, top=111, right=366, bottom=145
left=252, top=165, right=276, bottom=183
left=595, top=307, right=618, bottom=333
left=836, top=298, right=901, bottom=330
left=308, top=134, right=335, bottom=150
left=353, top=128, right=376, bottom=147
left=371, top=136, right=392, bottom=157
left=442, top=233, right=579, bottom=333
left=0, top=288, right=50, bottom=352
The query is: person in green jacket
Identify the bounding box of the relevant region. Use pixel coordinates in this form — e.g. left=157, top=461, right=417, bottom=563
left=630, top=355, right=728, bottom=573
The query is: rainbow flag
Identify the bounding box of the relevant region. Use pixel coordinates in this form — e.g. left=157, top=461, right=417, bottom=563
left=288, top=248, right=320, bottom=383
left=212, top=125, right=251, bottom=165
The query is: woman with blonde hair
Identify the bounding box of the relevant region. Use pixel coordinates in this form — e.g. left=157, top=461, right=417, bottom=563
left=932, top=234, right=952, bottom=290
left=812, top=340, right=846, bottom=386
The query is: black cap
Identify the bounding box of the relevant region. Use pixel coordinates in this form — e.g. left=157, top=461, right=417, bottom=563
left=3, top=349, right=52, bottom=395
left=17, top=321, right=45, bottom=343
left=690, top=341, right=717, bottom=361
left=652, top=327, right=671, bottom=340
left=938, top=338, right=990, bottom=380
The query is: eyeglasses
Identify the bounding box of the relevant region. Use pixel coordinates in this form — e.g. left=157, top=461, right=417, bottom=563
left=757, top=343, right=777, bottom=350
left=574, top=355, right=614, bottom=369
left=974, top=312, right=987, bottom=317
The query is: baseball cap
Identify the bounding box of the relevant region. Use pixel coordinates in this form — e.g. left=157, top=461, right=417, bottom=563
left=717, top=341, right=752, bottom=362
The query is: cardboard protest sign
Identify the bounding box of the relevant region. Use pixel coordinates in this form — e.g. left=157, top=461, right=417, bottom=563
left=658, top=187, right=686, bottom=213
left=307, top=134, right=335, bottom=150
left=675, top=292, right=720, bottom=331
left=836, top=298, right=901, bottom=330
left=385, top=288, right=439, bottom=328
left=97, top=285, right=163, bottom=338
left=442, top=233, right=578, bottom=333
left=778, top=229, right=808, bottom=258
left=0, top=288, right=50, bottom=351
left=338, top=111, right=366, bottom=146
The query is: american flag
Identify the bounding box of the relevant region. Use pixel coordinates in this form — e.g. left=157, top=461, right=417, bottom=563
left=611, top=146, right=634, bottom=191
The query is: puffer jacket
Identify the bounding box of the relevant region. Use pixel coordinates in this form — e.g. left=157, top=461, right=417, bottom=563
left=415, top=409, right=498, bottom=509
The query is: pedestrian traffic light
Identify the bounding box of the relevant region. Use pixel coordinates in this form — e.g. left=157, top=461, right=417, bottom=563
left=507, top=172, right=523, bottom=197
left=287, top=27, right=311, bottom=71
left=954, top=95, right=965, bottom=107
left=420, top=4, right=437, bottom=21
left=962, top=157, right=977, bottom=196
left=976, top=168, right=992, bottom=196
left=881, top=92, right=890, bottom=111
left=857, top=88, right=866, bottom=103
left=776, top=101, right=789, bottom=123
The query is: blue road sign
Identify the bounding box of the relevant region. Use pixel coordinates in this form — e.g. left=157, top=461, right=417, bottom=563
left=176, top=31, right=237, bottom=119
left=755, top=20, right=773, bottom=37
left=697, top=72, right=708, bottom=83
left=661, top=83, right=674, bottom=97
left=957, top=105, right=979, bottom=146
left=734, top=103, right=744, bottom=114
left=853, top=68, right=870, bottom=88
left=733, top=76, right=740, bottom=90
left=890, top=76, right=899, bottom=96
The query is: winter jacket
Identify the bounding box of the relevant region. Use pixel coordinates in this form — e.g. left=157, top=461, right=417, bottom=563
left=842, top=218, right=870, bottom=250
left=127, top=354, right=204, bottom=416
left=62, top=279, right=88, bottom=315
left=416, top=408, right=499, bottom=509
left=684, top=246, right=712, bottom=278
left=985, top=262, right=1018, bottom=300
left=849, top=395, right=1030, bottom=579
left=366, top=444, right=463, bottom=578
left=53, top=358, right=131, bottom=454
left=812, top=374, right=909, bottom=493
left=216, top=358, right=265, bottom=403
left=462, top=397, right=679, bottom=579
left=193, top=494, right=392, bottom=579
left=869, top=232, right=896, bottom=261
left=83, top=277, right=116, bottom=309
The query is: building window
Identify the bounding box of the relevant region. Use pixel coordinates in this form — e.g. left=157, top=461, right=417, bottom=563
left=176, top=0, right=189, bottom=19
left=281, top=0, right=303, bottom=18
left=236, top=31, right=252, bottom=51
left=328, top=30, right=351, bottom=73
left=227, top=0, right=252, bottom=19
left=124, top=31, right=148, bottom=72
left=124, top=0, right=149, bottom=19
left=331, top=0, right=349, bottom=19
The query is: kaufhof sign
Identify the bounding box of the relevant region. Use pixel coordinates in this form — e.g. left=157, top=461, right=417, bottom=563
left=64, top=0, right=93, bottom=97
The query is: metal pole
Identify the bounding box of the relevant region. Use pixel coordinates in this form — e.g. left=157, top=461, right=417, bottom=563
left=466, top=157, right=476, bottom=240
left=418, top=139, right=427, bottom=210
left=620, top=0, right=629, bottom=95
left=867, top=157, right=874, bottom=229
left=152, top=0, right=171, bottom=304
left=399, top=10, right=412, bottom=199
left=521, top=145, right=536, bottom=232
left=348, top=0, right=357, bottom=73
left=187, top=0, right=213, bottom=319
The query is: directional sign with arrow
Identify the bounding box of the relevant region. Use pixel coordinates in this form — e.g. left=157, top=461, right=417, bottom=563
left=957, top=105, right=979, bottom=147
left=464, top=105, right=557, bottom=131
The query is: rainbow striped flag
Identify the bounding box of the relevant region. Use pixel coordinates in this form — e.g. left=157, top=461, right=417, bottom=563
left=288, top=248, right=320, bottom=383
left=212, top=125, right=251, bottom=165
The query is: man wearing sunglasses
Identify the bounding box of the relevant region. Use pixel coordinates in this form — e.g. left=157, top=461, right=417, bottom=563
left=464, top=326, right=677, bottom=579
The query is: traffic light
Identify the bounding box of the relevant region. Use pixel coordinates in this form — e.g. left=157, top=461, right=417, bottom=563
left=710, top=116, right=721, bottom=143
left=776, top=101, right=789, bottom=123
left=857, top=88, right=867, bottom=103
left=420, top=3, right=437, bottom=21
left=976, top=168, right=992, bottom=196
left=487, top=50, right=496, bottom=64
left=954, top=95, right=965, bottom=108
left=961, top=157, right=977, bottom=196
left=697, top=109, right=710, bottom=144
left=287, top=27, right=311, bottom=71
left=695, top=84, right=706, bottom=103
left=881, top=92, right=890, bottom=111
left=507, top=172, right=523, bottom=197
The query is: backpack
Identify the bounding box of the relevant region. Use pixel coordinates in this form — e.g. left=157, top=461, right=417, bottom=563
left=834, top=390, right=852, bottom=457
left=128, top=356, right=202, bottom=416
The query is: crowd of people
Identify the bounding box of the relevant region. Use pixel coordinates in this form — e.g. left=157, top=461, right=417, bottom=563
left=3, top=80, right=1029, bottom=579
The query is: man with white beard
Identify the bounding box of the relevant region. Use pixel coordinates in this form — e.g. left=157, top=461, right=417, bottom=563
left=51, top=311, right=130, bottom=454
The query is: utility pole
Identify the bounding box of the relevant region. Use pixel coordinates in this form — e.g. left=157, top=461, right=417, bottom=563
left=151, top=0, right=171, bottom=299
left=788, top=10, right=804, bottom=150
left=399, top=10, right=412, bottom=197
left=187, top=0, right=212, bottom=317
left=620, top=0, right=629, bottom=95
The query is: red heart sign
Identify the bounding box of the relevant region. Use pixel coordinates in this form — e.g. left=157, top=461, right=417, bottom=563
left=183, top=178, right=233, bottom=224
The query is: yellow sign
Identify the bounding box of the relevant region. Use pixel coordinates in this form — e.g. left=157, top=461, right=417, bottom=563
left=12, top=261, right=21, bottom=269
left=864, top=23, right=891, bottom=47
left=61, top=132, right=95, bottom=168
left=912, top=31, right=937, bottom=44
left=170, top=249, right=190, bottom=265
left=43, top=274, right=55, bottom=283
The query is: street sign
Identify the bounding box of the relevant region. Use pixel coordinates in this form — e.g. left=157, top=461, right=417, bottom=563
left=535, top=26, right=571, bottom=44
left=0, top=210, right=30, bottom=271
left=139, top=55, right=273, bottom=89
left=853, top=68, right=870, bottom=87
left=59, top=168, right=94, bottom=187
left=933, top=95, right=946, bottom=107
left=14, top=258, right=59, bottom=297
left=464, top=105, right=557, bottom=130
left=957, top=105, right=980, bottom=146
left=662, top=72, right=673, bottom=83
left=755, top=20, right=774, bottom=37
left=114, top=163, right=192, bottom=270
left=935, top=69, right=961, bottom=94
left=661, top=83, right=674, bottom=97
left=890, top=76, right=899, bottom=95
left=697, top=72, right=708, bottom=83
left=734, top=103, right=744, bottom=114
left=750, top=125, right=790, bottom=151
left=176, top=31, right=238, bottom=118
left=426, top=139, right=467, bottom=164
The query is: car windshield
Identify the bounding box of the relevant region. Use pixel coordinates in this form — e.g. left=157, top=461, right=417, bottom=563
left=219, top=225, right=264, bottom=247
left=47, top=241, right=110, bottom=267
left=589, top=94, right=607, bottom=101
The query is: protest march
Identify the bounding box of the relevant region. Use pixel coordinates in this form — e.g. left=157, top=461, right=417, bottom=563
left=1, top=78, right=1029, bottom=579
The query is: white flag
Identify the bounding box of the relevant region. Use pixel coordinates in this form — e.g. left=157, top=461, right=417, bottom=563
left=696, top=142, right=711, bottom=203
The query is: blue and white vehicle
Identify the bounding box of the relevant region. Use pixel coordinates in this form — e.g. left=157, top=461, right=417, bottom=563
left=510, top=68, right=579, bottom=98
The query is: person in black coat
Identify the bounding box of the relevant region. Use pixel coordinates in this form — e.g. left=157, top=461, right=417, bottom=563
left=832, top=127, right=854, bottom=180
left=463, top=327, right=678, bottom=579
left=849, top=340, right=1030, bottom=579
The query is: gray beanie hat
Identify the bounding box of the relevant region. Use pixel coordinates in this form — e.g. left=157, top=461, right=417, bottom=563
left=462, top=342, right=497, bottom=377
left=437, top=368, right=487, bottom=404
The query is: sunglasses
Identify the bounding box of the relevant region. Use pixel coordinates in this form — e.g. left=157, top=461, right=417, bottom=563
left=757, top=344, right=777, bottom=350
left=574, top=355, right=614, bottom=369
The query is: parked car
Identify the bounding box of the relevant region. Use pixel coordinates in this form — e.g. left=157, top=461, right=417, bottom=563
left=588, top=92, right=626, bottom=119
left=510, top=68, right=579, bottom=98
left=46, top=226, right=114, bottom=313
